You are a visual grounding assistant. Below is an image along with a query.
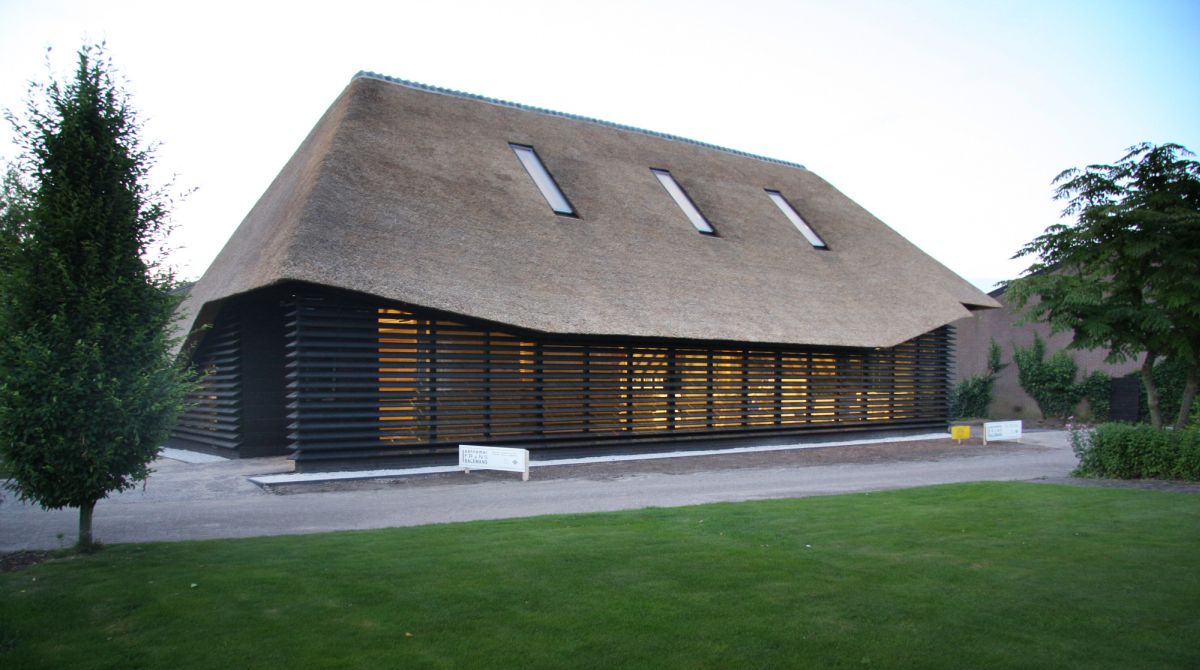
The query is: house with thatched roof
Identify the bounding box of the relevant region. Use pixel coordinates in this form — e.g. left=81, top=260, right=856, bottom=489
left=169, top=72, right=998, bottom=470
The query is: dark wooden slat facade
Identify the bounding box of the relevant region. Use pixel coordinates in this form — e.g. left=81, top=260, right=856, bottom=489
left=270, top=287, right=952, bottom=468
left=169, top=317, right=242, bottom=453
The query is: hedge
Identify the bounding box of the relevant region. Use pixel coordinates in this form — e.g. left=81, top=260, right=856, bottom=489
left=1073, top=423, right=1200, bottom=481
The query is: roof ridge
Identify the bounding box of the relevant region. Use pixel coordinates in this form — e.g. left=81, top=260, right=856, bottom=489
left=353, top=71, right=807, bottom=171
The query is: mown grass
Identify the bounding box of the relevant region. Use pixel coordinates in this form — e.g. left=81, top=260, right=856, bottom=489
left=2, top=482, right=1198, bottom=669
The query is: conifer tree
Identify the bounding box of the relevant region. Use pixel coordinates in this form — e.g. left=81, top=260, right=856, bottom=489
left=0, top=46, right=192, bottom=548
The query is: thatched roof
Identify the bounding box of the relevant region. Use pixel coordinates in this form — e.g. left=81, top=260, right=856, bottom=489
left=179, top=73, right=997, bottom=350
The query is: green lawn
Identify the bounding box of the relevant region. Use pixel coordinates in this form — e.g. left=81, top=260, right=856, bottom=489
left=2, top=482, right=1198, bottom=669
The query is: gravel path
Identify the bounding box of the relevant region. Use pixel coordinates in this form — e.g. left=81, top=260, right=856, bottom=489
left=0, top=431, right=1097, bottom=552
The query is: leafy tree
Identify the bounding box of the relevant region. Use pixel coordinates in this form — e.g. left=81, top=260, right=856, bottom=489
left=0, top=46, right=192, bottom=548
left=1136, top=358, right=1200, bottom=428
left=1007, top=143, right=1200, bottom=429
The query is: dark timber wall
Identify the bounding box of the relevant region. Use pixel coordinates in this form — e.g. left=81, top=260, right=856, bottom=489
left=170, top=290, right=289, bottom=457
left=235, top=291, right=290, bottom=457
left=170, top=315, right=242, bottom=453
left=277, top=286, right=952, bottom=469
left=171, top=285, right=953, bottom=467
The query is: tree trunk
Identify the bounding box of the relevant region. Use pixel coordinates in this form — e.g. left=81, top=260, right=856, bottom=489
left=1141, top=354, right=1163, bottom=430
left=78, top=499, right=97, bottom=551
left=1175, top=364, right=1198, bottom=430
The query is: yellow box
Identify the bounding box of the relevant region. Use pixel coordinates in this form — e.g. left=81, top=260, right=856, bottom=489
left=950, top=425, right=971, bottom=441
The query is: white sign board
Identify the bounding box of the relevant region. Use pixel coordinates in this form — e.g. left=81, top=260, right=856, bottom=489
left=983, top=420, right=1022, bottom=444
left=459, top=445, right=530, bottom=481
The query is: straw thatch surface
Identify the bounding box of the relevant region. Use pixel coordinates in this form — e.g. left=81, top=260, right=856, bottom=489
left=179, top=74, right=997, bottom=349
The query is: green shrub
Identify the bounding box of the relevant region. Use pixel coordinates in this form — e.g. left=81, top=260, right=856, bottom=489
left=951, top=376, right=993, bottom=419
left=1073, top=423, right=1200, bottom=481
left=1079, top=370, right=1112, bottom=421
left=951, top=340, right=1007, bottom=419
left=1013, top=334, right=1084, bottom=419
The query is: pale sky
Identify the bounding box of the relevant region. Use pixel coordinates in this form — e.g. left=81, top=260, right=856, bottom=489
left=1, top=0, right=1197, bottom=291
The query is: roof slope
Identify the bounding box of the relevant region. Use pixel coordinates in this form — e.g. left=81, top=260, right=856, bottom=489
left=180, top=74, right=998, bottom=349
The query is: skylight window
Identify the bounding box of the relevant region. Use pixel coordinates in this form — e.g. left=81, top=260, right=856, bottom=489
left=510, top=144, right=576, bottom=216
left=766, top=190, right=827, bottom=248
left=652, top=169, right=715, bottom=235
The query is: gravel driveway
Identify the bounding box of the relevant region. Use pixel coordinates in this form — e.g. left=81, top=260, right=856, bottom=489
left=1, top=431, right=1081, bottom=552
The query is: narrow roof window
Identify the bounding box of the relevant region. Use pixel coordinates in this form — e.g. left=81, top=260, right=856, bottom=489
left=510, top=144, right=576, bottom=216
left=766, top=190, right=827, bottom=248
left=652, top=169, right=715, bottom=235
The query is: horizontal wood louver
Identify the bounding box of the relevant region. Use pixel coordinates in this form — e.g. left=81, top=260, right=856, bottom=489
left=171, top=317, right=242, bottom=451
left=284, top=292, right=951, bottom=464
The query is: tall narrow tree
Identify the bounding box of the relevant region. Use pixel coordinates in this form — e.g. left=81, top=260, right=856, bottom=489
left=0, top=46, right=192, bottom=548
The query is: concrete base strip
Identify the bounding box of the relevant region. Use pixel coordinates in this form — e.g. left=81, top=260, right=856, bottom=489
left=536, top=432, right=949, bottom=466
left=159, top=447, right=229, bottom=464
left=251, top=465, right=463, bottom=485
left=249, top=432, right=951, bottom=486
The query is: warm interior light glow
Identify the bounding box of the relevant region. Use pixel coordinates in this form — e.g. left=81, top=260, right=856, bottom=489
left=356, top=307, right=947, bottom=445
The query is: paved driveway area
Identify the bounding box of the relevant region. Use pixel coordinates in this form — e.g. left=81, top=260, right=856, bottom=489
left=1, top=431, right=1077, bottom=552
